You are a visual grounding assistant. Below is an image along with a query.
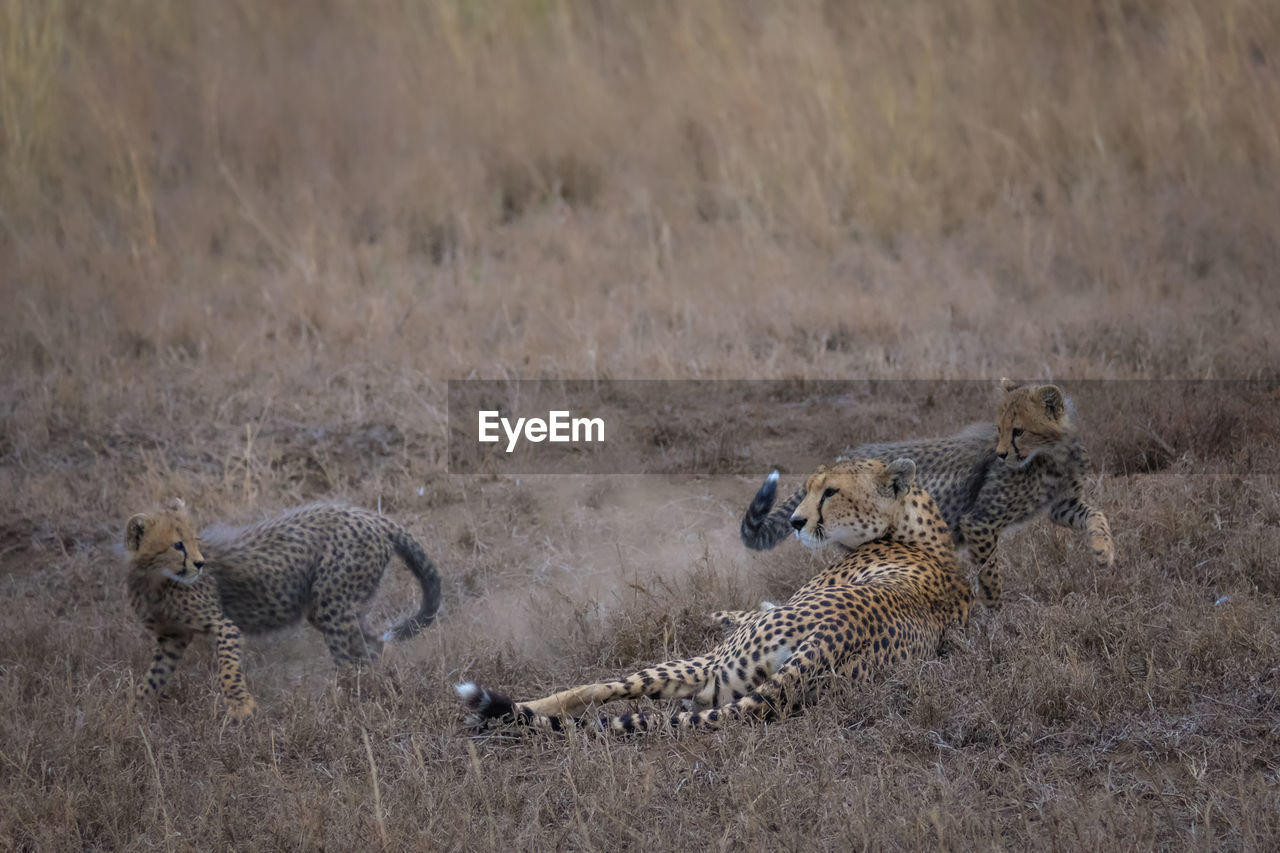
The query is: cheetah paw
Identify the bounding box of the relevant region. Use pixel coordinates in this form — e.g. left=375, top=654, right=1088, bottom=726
left=227, top=697, right=257, bottom=721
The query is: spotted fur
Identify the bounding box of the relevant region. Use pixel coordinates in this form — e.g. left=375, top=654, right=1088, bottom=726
left=740, top=380, right=1115, bottom=607
left=994, top=379, right=1114, bottom=570
left=458, top=458, right=971, bottom=735
left=127, top=500, right=441, bottom=719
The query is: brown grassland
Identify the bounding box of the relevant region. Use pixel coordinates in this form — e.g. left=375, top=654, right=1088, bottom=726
left=2, top=0, right=1279, bottom=849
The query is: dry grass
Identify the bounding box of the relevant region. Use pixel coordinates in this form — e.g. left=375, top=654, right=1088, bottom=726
left=2, top=0, right=1278, bottom=849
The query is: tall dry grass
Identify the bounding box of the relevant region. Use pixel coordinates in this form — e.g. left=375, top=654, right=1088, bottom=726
left=4, top=0, right=1279, bottom=384
left=1, top=0, right=1279, bottom=849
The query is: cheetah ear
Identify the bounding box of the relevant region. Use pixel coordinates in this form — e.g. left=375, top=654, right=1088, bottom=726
left=126, top=514, right=149, bottom=552
left=165, top=497, right=186, bottom=512
left=880, top=458, right=916, bottom=498
left=1000, top=377, right=1019, bottom=393
left=1039, top=385, right=1065, bottom=420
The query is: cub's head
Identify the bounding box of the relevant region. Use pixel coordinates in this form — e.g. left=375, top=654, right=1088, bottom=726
left=995, top=379, right=1071, bottom=466
left=790, top=457, right=916, bottom=550
left=125, top=498, right=206, bottom=585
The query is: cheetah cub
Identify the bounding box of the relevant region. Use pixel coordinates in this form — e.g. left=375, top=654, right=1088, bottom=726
left=126, top=499, right=442, bottom=719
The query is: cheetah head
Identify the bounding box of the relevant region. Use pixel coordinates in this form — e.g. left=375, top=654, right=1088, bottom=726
left=125, top=498, right=207, bottom=585
left=789, top=457, right=916, bottom=550
left=995, top=379, right=1071, bottom=467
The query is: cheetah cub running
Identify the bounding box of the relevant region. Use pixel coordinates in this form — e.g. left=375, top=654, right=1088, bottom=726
left=127, top=499, right=442, bottom=719
left=740, top=380, right=1115, bottom=607
left=457, top=457, right=971, bottom=735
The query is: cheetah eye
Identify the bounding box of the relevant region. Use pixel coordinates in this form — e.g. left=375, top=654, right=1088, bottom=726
left=173, top=542, right=186, bottom=553
left=822, top=487, right=838, bottom=499
left=1011, top=428, right=1024, bottom=438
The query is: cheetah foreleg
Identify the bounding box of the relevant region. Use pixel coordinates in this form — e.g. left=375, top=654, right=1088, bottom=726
left=211, top=618, right=256, bottom=720
left=1048, top=496, right=1115, bottom=568
left=133, top=633, right=191, bottom=707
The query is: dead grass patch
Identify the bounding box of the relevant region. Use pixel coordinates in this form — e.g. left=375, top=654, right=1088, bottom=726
left=2, top=0, right=1278, bottom=848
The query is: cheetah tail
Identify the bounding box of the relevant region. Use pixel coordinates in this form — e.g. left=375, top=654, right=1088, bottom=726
left=454, top=681, right=679, bottom=736
left=455, top=682, right=566, bottom=733
left=385, top=527, right=443, bottom=642
left=740, top=471, right=804, bottom=551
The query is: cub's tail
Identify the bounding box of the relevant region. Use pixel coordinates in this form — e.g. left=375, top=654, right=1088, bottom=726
left=384, top=524, right=443, bottom=642
left=740, top=470, right=805, bottom=551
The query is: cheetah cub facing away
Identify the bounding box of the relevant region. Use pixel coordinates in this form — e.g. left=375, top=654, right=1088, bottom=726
left=126, top=499, right=442, bottom=719
left=458, top=458, right=971, bottom=735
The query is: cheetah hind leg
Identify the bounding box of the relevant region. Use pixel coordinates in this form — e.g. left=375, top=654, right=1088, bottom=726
left=133, top=633, right=191, bottom=710
left=458, top=654, right=718, bottom=731
left=357, top=613, right=386, bottom=660
left=310, top=608, right=384, bottom=666
left=608, top=632, right=842, bottom=734
left=974, top=561, right=1002, bottom=610
left=958, top=519, right=1002, bottom=609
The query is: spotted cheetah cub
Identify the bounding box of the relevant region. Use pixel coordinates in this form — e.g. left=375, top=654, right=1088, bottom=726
left=127, top=499, right=442, bottom=719
left=457, top=458, right=971, bottom=735
left=740, top=380, right=1114, bottom=607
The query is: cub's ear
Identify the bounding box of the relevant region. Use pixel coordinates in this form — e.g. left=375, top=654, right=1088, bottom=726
left=165, top=497, right=186, bottom=512
left=126, top=514, right=149, bottom=552
left=1039, top=384, right=1065, bottom=420
left=879, top=458, right=917, bottom=498
left=1000, top=377, right=1020, bottom=393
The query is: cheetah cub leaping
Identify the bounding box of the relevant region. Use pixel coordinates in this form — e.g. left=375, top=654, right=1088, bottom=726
left=740, top=380, right=1115, bottom=607
left=457, top=457, right=971, bottom=735
left=127, top=499, right=442, bottom=719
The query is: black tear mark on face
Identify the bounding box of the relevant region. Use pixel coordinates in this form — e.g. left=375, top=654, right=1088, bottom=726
left=816, top=484, right=839, bottom=529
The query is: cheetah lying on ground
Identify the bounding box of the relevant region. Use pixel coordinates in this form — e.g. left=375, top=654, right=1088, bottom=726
left=457, top=457, right=971, bottom=734
left=126, top=499, right=442, bottom=719
left=740, top=380, right=1114, bottom=607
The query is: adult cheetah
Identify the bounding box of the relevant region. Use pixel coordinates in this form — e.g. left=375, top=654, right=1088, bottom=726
left=457, top=457, right=971, bottom=734
left=127, top=499, right=442, bottom=719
